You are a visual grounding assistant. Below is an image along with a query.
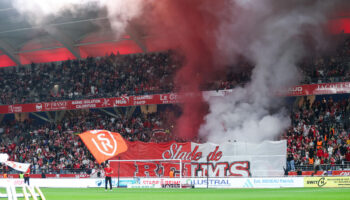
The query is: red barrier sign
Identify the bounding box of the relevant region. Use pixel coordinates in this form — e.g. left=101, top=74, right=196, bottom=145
left=1, top=82, right=350, bottom=114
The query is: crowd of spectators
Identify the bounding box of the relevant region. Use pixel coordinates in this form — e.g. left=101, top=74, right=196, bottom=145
left=284, top=96, right=350, bottom=171
left=1, top=95, right=350, bottom=174
left=0, top=52, right=179, bottom=105
left=0, top=105, right=184, bottom=174
left=0, top=51, right=251, bottom=106
left=301, top=36, right=350, bottom=84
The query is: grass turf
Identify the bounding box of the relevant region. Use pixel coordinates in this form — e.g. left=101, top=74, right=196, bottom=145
left=24, top=188, right=350, bottom=200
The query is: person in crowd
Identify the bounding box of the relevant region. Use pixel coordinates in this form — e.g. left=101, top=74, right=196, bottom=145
left=287, top=153, right=295, bottom=171
left=169, top=168, right=175, bottom=178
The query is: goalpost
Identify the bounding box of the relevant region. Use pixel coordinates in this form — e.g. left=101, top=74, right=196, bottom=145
left=109, top=159, right=183, bottom=188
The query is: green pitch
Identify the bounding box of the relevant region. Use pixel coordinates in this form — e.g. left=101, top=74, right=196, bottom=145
left=33, top=188, right=350, bottom=200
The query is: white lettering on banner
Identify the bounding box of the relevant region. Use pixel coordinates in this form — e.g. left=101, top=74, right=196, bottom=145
left=160, top=94, right=178, bottom=104
left=229, top=162, right=250, bottom=177
left=160, top=95, right=168, bottom=101
left=133, top=101, right=146, bottom=105
left=199, top=163, right=228, bottom=177
left=159, top=143, right=251, bottom=177
left=91, top=131, right=117, bottom=156
left=288, top=87, right=303, bottom=92
left=192, top=161, right=250, bottom=177
left=114, top=96, right=129, bottom=106
left=133, top=95, right=152, bottom=100
left=340, top=172, right=350, bottom=176
left=162, top=143, right=202, bottom=161
left=316, top=83, right=350, bottom=92
left=84, top=99, right=100, bottom=104
left=44, top=102, right=67, bottom=110
left=8, top=105, right=22, bottom=113
left=76, top=104, right=96, bottom=109
left=72, top=100, right=82, bottom=105
left=72, top=99, right=101, bottom=109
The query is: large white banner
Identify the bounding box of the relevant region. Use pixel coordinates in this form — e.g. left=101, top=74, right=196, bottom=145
left=191, top=140, right=286, bottom=177
left=116, top=140, right=287, bottom=177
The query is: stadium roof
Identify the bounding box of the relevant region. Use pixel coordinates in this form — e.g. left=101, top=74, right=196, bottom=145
left=0, top=0, right=349, bottom=68
left=0, top=0, right=151, bottom=67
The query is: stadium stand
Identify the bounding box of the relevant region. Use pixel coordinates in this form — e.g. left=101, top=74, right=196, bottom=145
left=284, top=95, right=350, bottom=173
left=0, top=105, right=185, bottom=175
left=0, top=35, right=350, bottom=176
left=0, top=52, right=251, bottom=105
left=0, top=52, right=179, bottom=105
left=301, top=37, right=350, bottom=84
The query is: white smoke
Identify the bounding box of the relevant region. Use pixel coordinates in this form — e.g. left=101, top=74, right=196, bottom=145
left=199, top=0, right=340, bottom=143
left=11, top=0, right=146, bottom=37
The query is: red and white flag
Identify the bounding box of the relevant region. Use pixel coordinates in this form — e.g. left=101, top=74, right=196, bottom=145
left=4, top=161, right=30, bottom=173
left=79, top=130, right=128, bottom=164
left=0, top=153, right=30, bottom=172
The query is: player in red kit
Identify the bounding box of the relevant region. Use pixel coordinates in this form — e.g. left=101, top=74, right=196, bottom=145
left=104, top=163, right=113, bottom=191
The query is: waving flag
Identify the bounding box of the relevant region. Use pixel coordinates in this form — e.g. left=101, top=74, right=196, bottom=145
left=4, top=161, right=30, bottom=172
left=0, top=153, right=30, bottom=172
left=79, top=130, right=128, bottom=164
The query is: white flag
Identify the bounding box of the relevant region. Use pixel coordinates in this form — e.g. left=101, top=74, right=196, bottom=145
left=4, top=161, right=31, bottom=173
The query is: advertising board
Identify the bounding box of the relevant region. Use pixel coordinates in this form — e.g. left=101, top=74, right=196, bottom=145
left=304, top=177, right=350, bottom=188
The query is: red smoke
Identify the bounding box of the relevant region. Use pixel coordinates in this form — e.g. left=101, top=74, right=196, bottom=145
left=141, top=0, right=227, bottom=140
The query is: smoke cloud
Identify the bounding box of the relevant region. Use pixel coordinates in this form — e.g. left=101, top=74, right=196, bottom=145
left=199, top=0, right=344, bottom=143
left=145, top=0, right=345, bottom=142
left=144, top=0, right=226, bottom=140
left=11, top=0, right=348, bottom=143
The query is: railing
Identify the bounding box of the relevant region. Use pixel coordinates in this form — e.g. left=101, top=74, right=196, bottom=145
left=294, top=162, right=350, bottom=171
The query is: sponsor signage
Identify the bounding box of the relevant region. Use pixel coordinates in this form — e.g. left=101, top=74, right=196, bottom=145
left=186, top=178, right=232, bottom=188
left=1, top=82, right=350, bottom=114
left=44, top=101, right=68, bottom=111
left=160, top=93, right=178, bottom=104
left=286, top=82, right=350, bottom=96
left=243, top=177, right=304, bottom=188
left=304, top=177, right=350, bottom=188
left=8, top=105, right=22, bottom=113
left=0, top=177, right=305, bottom=188
left=0, top=94, right=177, bottom=114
